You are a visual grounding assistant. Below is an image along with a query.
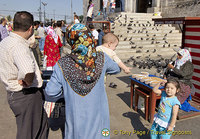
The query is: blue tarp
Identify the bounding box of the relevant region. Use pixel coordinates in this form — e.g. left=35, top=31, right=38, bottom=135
left=180, top=95, right=200, bottom=112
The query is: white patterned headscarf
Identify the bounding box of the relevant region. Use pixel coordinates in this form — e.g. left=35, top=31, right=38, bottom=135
left=174, top=49, right=192, bottom=69
left=45, top=26, right=58, bottom=43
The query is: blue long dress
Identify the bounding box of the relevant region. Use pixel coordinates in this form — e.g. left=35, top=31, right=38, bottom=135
left=45, top=54, right=120, bottom=139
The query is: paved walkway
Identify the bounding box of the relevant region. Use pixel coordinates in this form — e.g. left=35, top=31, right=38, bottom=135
left=107, top=71, right=200, bottom=139
left=0, top=64, right=200, bottom=139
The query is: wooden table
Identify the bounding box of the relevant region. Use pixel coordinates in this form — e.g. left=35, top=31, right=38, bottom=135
left=130, top=76, right=163, bottom=123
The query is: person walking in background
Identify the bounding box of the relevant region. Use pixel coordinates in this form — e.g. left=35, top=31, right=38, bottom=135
left=109, top=0, right=116, bottom=13
left=54, top=20, right=63, bottom=56
left=7, top=22, right=13, bottom=33
left=103, top=0, right=109, bottom=20
left=88, top=24, right=98, bottom=44
left=38, top=22, right=45, bottom=53
left=97, top=25, right=110, bottom=46
left=87, top=0, right=94, bottom=22
left=0, top=11, right=48, bottom=139
left=74, top=15, right=80, bottom=24
left=0, top=18, right=9, bottom=42
left=73, top=12, right=80, bottom=24
left=61, top=20, right=66, bottom=46
left=120, top=0, right=125, bottom=12
left=54, top=21, right=63, bottom=43
left=32, top=21, right=42, bottom=67
left=52, top=22, right=57, bottom=29
left=45, top=23, right=120, bottom=139
left=44, top=26, right=62, bottom=70
left=95, top=9, right=103, bottom=17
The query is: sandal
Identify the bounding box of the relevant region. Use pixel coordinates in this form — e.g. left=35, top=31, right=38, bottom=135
left=109, top=82, right=117, bottom=88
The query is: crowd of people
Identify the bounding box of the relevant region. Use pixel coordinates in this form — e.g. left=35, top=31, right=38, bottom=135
left=86, top=0, right=125, bottom=22
left=0, top=16, right=69, bottom=71
left=0, top=2, right=198, bottom=138
left=0, top=10, right=127, bottom=139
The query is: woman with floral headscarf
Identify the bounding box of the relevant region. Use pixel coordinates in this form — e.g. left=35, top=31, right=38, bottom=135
left=164, top=48, right=195, bottom=109
left=45, top=23, right=120, bottom=139
left=44, top=26, right=62, bottom=70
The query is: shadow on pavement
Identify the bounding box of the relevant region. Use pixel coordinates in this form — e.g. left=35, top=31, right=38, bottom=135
left=117, top=91, right=131, bottom=108
left=116, top=76, right=131, bottom=86
left=123, top=112, right=150, bottom=139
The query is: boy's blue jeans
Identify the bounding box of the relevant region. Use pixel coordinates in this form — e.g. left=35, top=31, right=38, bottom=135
left=150, top=122, right=173, bottom=139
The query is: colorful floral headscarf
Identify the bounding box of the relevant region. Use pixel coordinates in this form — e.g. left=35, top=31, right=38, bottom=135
left=45, top=26, right=58, bottom=43
left=58, top=23, right=104, bottom=96
left=175, top=49, right=192, bottom=69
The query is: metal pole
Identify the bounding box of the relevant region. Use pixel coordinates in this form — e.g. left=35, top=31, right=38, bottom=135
left=71, top=0, right=73, bottom=23
left=44, top=6, right=45, bottom=24
left=39, top=0, right=41, bottom=21
left=42, top=2, right=47, bottom=24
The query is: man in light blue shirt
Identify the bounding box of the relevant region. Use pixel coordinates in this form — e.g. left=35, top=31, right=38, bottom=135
left=0, top=18, right=8, bottom=42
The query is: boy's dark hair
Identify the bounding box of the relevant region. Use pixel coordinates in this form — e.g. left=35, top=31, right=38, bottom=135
left=57, top=20, right=62, bottom=27
left=34, top=21, right=40, bottom=26
left=40, top=22, right=44, bottom=27
left=13, top=11, right=34, bottom=32
left=88, top=24, right=94, bottom=29
left=165, top=78, right=180, bottom=92
left=97, top=29, right=101, bottom=33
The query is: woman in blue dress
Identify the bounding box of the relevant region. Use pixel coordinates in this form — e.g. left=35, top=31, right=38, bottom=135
left=45, top=23, right=120, bottom=139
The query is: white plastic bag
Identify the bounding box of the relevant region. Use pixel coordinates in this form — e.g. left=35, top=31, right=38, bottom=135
left=43, top=55, right=47, bottom=69
left=43, top=101, right=55, bottom=118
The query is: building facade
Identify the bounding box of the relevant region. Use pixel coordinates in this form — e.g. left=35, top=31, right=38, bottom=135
left=83, top=0, right=200, bottom=18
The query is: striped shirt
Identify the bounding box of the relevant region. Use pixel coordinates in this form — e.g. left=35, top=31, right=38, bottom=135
left=0, top=32, right=42, bottom=92
left=96, top=45, right=121, bottom=63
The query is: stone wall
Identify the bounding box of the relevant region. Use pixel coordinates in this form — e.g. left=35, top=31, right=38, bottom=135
left=161, top=0, right=200, bottom=17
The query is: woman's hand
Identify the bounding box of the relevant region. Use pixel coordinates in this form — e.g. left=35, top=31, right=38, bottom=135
left=168, top=64, right=174, bottom=69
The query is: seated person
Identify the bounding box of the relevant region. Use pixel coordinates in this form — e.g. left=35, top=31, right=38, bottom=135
left=164, top=48, right=200, bottom=112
